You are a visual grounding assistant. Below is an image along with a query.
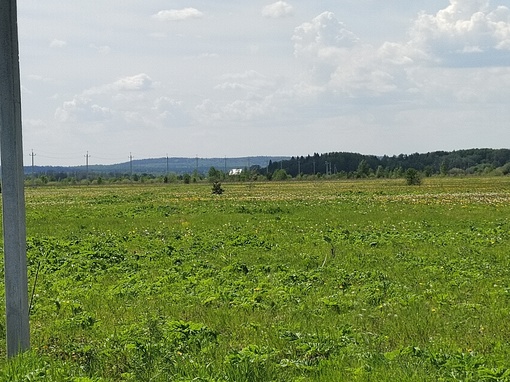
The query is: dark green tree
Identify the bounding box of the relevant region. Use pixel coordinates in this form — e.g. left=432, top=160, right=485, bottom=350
left=208, top=166, right=221, bottom=182
left=440, top=160, right=447, bottom=176
left=405, top=168, right=422, bottom=185
left=356, top=160, right=370, bottom=178
left=375, top=165, right=386, bottom=178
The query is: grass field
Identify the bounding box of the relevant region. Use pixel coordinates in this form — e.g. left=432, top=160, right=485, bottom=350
left=1, top=177, right=510, bottom=381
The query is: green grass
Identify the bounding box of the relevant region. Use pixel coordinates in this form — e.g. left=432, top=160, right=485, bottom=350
left=0, top=177, right=510, bottom=380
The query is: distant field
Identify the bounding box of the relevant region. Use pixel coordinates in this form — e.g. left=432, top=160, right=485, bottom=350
left=1, top=177, right=510, bottom=381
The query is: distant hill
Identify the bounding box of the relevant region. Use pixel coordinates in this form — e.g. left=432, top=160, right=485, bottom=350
left=24, top=156, right=290, bottom=176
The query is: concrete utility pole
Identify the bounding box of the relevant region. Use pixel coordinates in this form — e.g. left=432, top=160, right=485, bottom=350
left=84, top=151, right=90, bottom=179
left=0, top=0, right=30, bottom=357
left=30, top=149, right=36, bottom=185
left=129, top=152, right=133, bottom=178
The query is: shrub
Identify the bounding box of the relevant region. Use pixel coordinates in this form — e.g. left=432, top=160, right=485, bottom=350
left=405, top=168, right=422, bottom=185
left=211, top=181, right=224, bottom=195
left=272, top=169, right=289, bottom=181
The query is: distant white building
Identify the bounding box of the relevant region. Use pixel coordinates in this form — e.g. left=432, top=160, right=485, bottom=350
left=229, top=168, right=243, bottom=176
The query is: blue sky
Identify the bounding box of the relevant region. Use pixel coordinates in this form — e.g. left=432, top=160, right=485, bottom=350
left=18, top=0, right=510, bottom=165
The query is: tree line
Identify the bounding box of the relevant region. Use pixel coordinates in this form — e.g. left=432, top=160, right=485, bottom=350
left=267, top=148, right=510, bottom=178
left=23, top=148, right=510, bottom=185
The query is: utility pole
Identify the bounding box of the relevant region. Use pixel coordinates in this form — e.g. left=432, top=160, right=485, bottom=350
left=166, top=154, right=169, bottom=176
left=30, top=150, right=36, bottom=186
left=84, top=151, right=90, bottom=179
left=0, top=0, right=30, bottom=357
left=129, top=152, right=133, bottom=179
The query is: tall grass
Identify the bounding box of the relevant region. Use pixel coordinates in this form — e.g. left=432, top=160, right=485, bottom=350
left=0, top=177, right=509, bottom=380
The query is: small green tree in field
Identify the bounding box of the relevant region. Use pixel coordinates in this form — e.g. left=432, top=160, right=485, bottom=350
left=211, top=181, right=224, bottom=195
left=405, top=168, right=422, bottom=185
left=272, top=169, right=289, bottom=181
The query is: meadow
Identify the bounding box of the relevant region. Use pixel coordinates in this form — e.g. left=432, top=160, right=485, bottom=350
left=1, top=177, right=510, bottom=381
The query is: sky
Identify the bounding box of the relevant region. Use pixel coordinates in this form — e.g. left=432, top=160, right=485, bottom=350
left=16, top=0, right=510, bottom=166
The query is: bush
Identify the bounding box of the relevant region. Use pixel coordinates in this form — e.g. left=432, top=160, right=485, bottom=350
left=272, top=169, right=289, bottom=181
left=211, top=182, right=224, bottom=195
left=405, top=168, right=422, bottom=185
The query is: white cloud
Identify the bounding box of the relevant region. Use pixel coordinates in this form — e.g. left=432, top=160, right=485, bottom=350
left=292, top=12, right=403, bottom=96
left=193, top=69, right=290, bottom=124
left=49, top=39, right=67, bottom=48
left=54, top=73, right=189, bottom=131
left=152, top=8, right=204, bottom=21
left=55, top=96, right=112, bottom=123
left=330, top=60, right=399, bottom=96
left=262, top=2, right=294, bottom=19
left=409, top=0, right=510, bottom=65
left=287, top=1, right=510, bottom=106
left=152, top=97, right=189, bottom=126
left=114, top=73, right=153, bottom=91
left=288, top=4, right=508, bottom=104
left=293, top=12, right=360, bottom=61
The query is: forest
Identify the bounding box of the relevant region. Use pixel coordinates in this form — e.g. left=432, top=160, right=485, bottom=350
left=269, top=148, right=510, bottom=178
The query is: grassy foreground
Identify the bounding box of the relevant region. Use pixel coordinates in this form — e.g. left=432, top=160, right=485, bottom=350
left=0, top=177, right=510, bottom=381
